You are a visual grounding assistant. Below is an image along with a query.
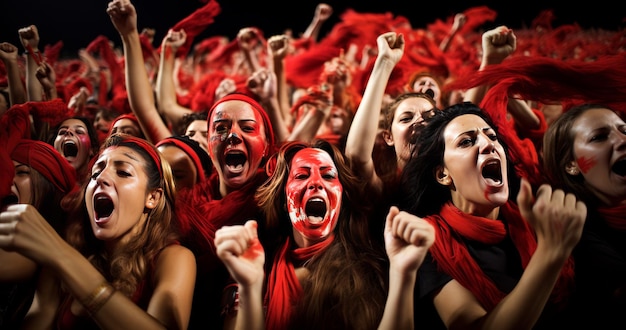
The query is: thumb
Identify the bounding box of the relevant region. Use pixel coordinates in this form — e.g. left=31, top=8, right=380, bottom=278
left=516, top=177, right=534, bottom=220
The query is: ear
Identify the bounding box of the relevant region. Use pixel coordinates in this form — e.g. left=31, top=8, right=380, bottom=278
left=145, top=188, right=163, bottom=210
left=435, top=166, right=452, bottom=186
left=565, top=161, right=581, bottom=176
left=381, top=129, right=394, bottom=147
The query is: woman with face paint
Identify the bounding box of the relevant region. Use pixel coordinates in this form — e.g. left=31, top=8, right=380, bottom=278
left=49, top=116, right=100, bottom=184
left=542, top=104, right=626, bottom=328
left=0, top=134, right=196, bottom=329
left=215, top=139, right=434, bottom=329
left=400, top=102, right=586, bottom=329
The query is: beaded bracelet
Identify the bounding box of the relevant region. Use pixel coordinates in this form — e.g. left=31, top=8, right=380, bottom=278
left=81, top=281, right=116, bottom=316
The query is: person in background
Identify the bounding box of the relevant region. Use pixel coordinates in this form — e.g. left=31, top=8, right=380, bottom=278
left=541, top=103, right=626, bottom=328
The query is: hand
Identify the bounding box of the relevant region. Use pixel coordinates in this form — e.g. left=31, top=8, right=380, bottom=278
left=163, top=29, right=187, bottom=52
left=0, top=42, right=19, bottom=63
left=481, top=25, right=516, bottom=66
left=35, top=61, right=56, bottom=92
left=314, top=3, right=333, bottom=22
left=107, top=0, right=138, bottom=37
left=237, top=27, right=262, bottom=51
left=247, top=68, right=277, bottom=101
left=517, top=177, right=586, bottom=258
left=18, top=25, right=40, bottom=51
left=384, top=206, right=435, bottom=274
left=267, top=34, right=289, bottom=60
left=376, top=31, right=405, bottom=67
left=215, top=220, right=265, bottom=287
left=0, top=204, right=66, bottom=266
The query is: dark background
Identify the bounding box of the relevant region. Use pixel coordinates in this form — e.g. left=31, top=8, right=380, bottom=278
left=1, top=0, right=624, bottom=58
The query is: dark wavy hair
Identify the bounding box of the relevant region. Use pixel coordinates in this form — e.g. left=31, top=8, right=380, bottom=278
left=400, top=102, right=516, bottom=217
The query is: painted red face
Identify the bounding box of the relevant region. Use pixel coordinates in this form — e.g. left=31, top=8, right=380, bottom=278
left=285, top=148, right=342, bottom=243
left=208, top=100, right=268, bottom=193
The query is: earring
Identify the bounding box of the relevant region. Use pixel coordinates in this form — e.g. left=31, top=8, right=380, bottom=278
left=567, top=167, right=580, bottom=175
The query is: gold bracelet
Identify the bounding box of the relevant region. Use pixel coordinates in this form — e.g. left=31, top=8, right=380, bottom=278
left=81, top=281, right=116, bottom=316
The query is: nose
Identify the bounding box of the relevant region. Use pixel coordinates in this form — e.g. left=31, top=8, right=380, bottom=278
left=479, top=136, right=496, bottom=154
left=95, top=167, right=112, bottom=186
left=307, top=174, right=323, bottom=191
left=226, top=131, right=242, bottom=145
left=63, top=128, right=75, bottom=136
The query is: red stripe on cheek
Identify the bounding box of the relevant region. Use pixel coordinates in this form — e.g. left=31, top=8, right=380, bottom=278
left=577, top=156, right=596, bottom=174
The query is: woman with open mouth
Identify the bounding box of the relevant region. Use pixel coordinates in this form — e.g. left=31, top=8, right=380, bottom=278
left=542, top=103, right=626, bottom=328
left=400, top=103, right=586, bottom=329
left=0, top=133, right=196, bottom=329
left=215, top=139, right=434, bottom=329
left=50, top=116, right=99, bottom=184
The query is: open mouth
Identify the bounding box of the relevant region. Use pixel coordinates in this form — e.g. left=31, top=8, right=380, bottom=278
left=63, top=141, right=78, bottom=157
left=225, top=151, right=247, bottom=172
left=1, top=194, right=18, bottom=206
left=305, top=198, right=327, bottom=223
left=94, top=194, right=114, bottom=220
left=612, top=158, right=626, bottom=176
left=424, top=88, right=435, bottom=99
left=482, top=159, right=503, bottom=185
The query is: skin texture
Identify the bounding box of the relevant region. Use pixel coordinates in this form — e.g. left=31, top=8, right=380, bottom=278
left=383, top=96, right=436, bottom=170
left=53, top=118, right=93, bottom=172
left=568, top=108, right=626, bottom=206
left=157, top=144, right=198, bottom=191
left=110, top=118, right=143, bottom=137
left=285, top=148, right=342, bottom=247
left=184, top=119, right=208, bottom=153
left=438, top=114, right=509, bottom=217
left=11, top=161, right=32, bottom=204
left=208, top=100, right=268, bottom=196
left=86, top=146, right=159, bottom=243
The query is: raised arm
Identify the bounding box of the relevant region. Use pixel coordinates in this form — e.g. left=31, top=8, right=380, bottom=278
left=18, top=25, right=43, bottom=102
left=0, top=42, right=27, bottom=110
left=302, top=3, right=333, bottom=42
left=463, top=26, right=540, bottom=129
left=108, top=0, right=170, bottom=143
left=378, top=206, right=434, bottom=330
left=267, top=34, right=292, bottom=126
left=344, top=32, right=404, bottom=196
left=215, top=220, right=266, bottom=330
left=155, top=28, right=194, bottom=133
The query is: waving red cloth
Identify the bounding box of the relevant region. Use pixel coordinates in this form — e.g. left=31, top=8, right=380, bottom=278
left=425, top=201, right=575, bottom=310
left=597, top=204, right=626, bottom=231
left=170, top=0, right=221, bottom=58
left=265, top=235, right=334, bottom=330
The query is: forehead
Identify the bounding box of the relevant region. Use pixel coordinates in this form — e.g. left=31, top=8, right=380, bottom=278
left=572, top=108, right=622, bottom=130
left=186, top=120, right=207, bottom=131
left=61, top=118, right=88, bottom=129
left=395, top=97, right=435, bottom=114
left=291, top=148, right=335, bottom=168
left=113, top=118, right=138, bottom=128
left=211, top=100, right=262, bottom=122
left=97, top=146, right=142, bottom=163
left=444, top=114, right=491, bottom=138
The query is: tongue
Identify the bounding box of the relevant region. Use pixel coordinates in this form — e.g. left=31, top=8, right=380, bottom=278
left=307, top=215, right=323, bottom=223
left=484, top=177, right=501, bottom=186
left=226, top=164, right=244, bottom=173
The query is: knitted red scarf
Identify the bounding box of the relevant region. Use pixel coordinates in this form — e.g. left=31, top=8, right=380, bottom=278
left=425, top=201, right=575, bottom=310
left=264, top=235, right=334, bottom=330
left=597, top=203, right=626, bottom=231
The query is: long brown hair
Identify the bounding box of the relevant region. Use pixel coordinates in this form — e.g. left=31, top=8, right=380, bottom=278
left=255, top=139, right=388, bottom=329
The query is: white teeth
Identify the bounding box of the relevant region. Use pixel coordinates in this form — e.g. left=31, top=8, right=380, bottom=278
left=309, top=198, right=323, bottom=202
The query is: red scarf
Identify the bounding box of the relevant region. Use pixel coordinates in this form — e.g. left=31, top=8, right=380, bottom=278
left=425, top=201, right=574, bottom=310
left=597, top=204, right=626, bottom=231
left=264, top=235, right=334, bottom=330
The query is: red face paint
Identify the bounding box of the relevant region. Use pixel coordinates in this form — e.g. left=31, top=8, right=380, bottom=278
left=577, top=156, right=596, bottom=174
left=285, top=148, right=342, bottom=242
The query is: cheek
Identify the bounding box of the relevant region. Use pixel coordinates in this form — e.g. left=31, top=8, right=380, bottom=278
left=78, top=135, right=92, bottom=152
left=576, top=155, right=597, bottom=174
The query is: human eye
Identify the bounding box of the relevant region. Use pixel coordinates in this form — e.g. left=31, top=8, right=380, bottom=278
left=458, top=136, right=475, bottom=148
left=589, top=133, right=608, bottom=142
left=90, top=169, right=101, bottom=180
left=322, top=170, right=337, bottom=180
left=117, top=169, right=132, bottom=177
left=214, top=123, right=228, bottom=134
left=57, top=128, right=68, bottom=135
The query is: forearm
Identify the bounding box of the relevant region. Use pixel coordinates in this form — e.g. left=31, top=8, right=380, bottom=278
left=25, top=54, right=43, bottom=101
left=481, top=246, right=568, bottom=329
left=156, top=45, right=192, bottom=131
left=345, top=57, right=395, bottom=163
left=234, top=284, right=265, bottom=330
left=273, top=57, right=291, bottom=124
left=122, top=31, right=170, bottom=143
left=378, top=266, right=417, bottom=330
left=260, top=96, right=289, bottom=143
left=3, top=58, right=27, bottom=105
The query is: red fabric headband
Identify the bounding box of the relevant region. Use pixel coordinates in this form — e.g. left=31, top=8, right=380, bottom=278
left=11, top=139, right=77, bottom=194
left=209, top=93, right=276, bottom=148
left=156, top=137, right=204, bottom=183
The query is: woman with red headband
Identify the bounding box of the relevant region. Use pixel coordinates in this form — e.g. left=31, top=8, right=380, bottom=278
left=0, top=139, right=77, bottom=329
left=0, top=134, right=196, bottom=329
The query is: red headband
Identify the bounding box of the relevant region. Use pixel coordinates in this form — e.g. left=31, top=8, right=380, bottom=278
left=11, top=139, right=77, bottom=194
left=156, top=137, right=204, bottom=183
left=209, top=93, right=276, bottom=148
